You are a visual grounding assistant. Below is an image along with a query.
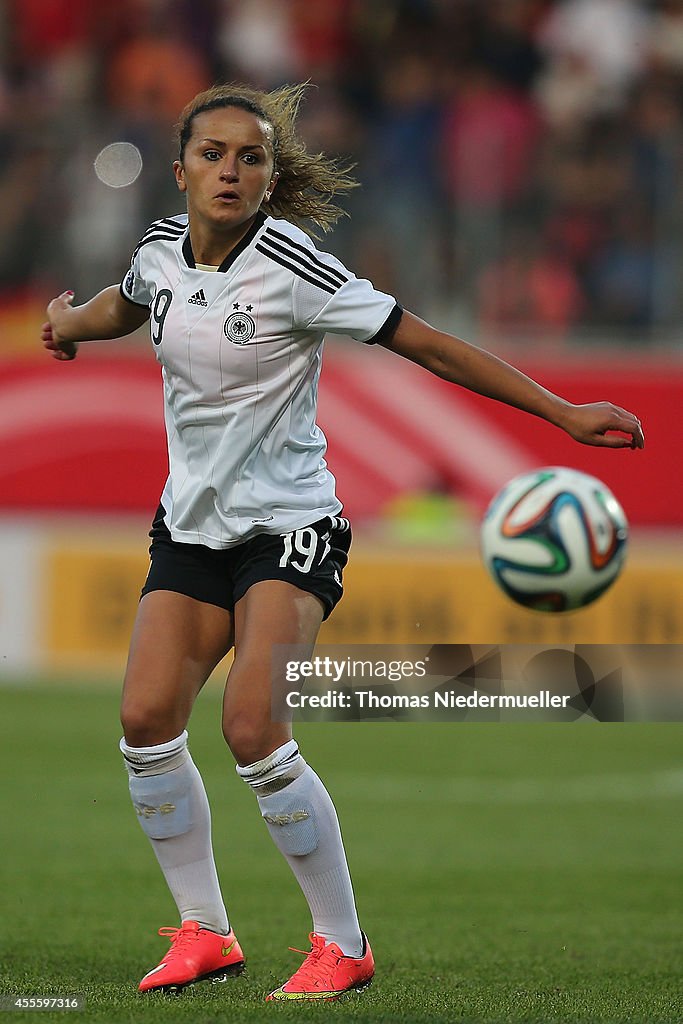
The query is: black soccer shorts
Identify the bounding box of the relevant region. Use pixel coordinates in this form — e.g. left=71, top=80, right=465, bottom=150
left=140, top=505, right=352, bottom=619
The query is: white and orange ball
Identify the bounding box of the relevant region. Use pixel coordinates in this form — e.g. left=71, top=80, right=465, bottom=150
left=480, top=467, right=628, bottom=612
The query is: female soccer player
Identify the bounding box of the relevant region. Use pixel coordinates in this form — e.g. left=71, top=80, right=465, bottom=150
left=42, top=83, right=644, bottom=1002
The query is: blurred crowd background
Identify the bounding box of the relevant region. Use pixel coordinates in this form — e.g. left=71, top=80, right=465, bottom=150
left=0, top=0, right=681, bottom=668
left=3, top=0, right=683, bottom=347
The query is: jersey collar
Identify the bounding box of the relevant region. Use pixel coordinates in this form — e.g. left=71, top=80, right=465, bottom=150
left=182, top=210, right=267, bottom=272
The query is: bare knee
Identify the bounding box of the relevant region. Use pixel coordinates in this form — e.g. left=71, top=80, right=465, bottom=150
left=222, top=711, right=289, bottom=766
left=120, top=699, right=187, bottom=748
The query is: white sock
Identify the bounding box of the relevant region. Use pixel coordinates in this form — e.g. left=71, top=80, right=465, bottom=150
left=120, top=731, right=229, bottom=935
left=237, top=741, right=363, bottom=957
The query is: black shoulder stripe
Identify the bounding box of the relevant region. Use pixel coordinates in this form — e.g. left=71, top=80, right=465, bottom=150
left=133, top=233, right=185, bottom=256
left=139, top=219, right=185, bottom=237
left=264, top=227, right=348, bottom=285
left=264, top=227, right=348, bottom=286
left=157, top=217, right=187, bottom=229
left=139, top=231, right=184, bottom=246
left=258, top=235, right=344, bottom=291
left=140, top=225, right=185, bottom=242
left=255, top=244, right=336, bottom=294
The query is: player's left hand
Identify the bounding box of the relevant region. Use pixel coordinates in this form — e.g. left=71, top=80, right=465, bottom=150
left=561, top=402, right=644, bottom=450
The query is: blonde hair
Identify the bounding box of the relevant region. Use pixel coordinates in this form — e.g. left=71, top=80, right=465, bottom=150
left=175, top=82, right=358, bottom=235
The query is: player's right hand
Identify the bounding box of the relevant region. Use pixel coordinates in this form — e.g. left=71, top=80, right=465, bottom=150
left=42, top=291, right=79, bottom=361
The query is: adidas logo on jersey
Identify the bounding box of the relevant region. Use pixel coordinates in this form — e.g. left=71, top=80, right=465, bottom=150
left=188, top=289, right=208, bottom=306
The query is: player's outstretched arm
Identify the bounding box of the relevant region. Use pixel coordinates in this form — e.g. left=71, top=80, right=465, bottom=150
left=42, top=286, right=150, bottom=361
left=380, top=310, right=645, bottom=450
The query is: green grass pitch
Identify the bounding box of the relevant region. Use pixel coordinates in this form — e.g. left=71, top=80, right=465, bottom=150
left=0, top=684, right=681, bottom=1023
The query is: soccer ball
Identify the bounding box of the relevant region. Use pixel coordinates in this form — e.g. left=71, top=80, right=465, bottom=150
left=480, top=466, right=628, bottom=612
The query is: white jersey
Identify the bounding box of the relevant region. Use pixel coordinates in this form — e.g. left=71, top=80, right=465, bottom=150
left=120, top=212, right=401, bottom=548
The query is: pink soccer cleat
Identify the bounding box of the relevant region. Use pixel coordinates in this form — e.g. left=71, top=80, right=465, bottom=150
left=266, top=932, right=374, bottom=1001
left=138, top=920, right=245, bottom=993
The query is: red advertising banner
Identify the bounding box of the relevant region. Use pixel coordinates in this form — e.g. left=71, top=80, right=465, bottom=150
left=0, top=349, right=679, bottom=526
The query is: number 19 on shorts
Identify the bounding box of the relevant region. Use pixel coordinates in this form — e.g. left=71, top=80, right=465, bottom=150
left=279, top=527, right=331, bottom=574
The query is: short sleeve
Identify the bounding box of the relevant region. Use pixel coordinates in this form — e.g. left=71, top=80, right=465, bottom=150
left=294, top=273, right=402, bottom=345
left=120, top=249, right=153, bottom=308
